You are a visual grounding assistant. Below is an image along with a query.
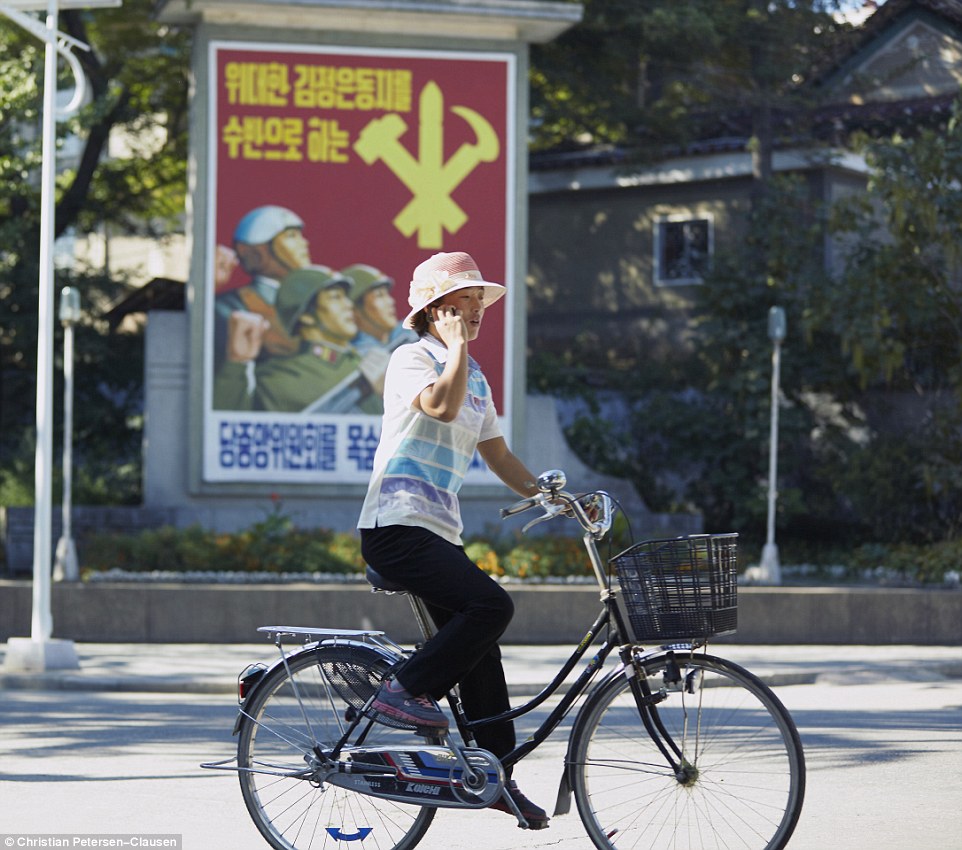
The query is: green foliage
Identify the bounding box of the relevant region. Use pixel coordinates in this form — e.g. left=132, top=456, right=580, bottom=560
left=82, top=519, right=364, bottom=576
left=529, top=0, right=648, bottom=150
left=0, top=434, right=35, bottom=507
left=500, top=536, right=593, bottom=580
left=529, top=0, right=848, bottom=153
left=77, top=514, right=956, bottom=586
left=801, top=102, right=962, bottom=541
left=464, top=539, right=501, bottom=577
left=849, top=539, right=962, bottom=586
left=2, top=0, right=958, bottom=561
left=466, top=529, right=636, bottom=581
left=533, top=174, right=847, bottom=535
left=0, top=0, right=189, bottom=505
left=1, top=268, right=146, bottom=505
left=0, top=0, right=189, bottom=243
left=535, top=147, right=962, bottom=546
left=820, top=111, right=962, bottom=395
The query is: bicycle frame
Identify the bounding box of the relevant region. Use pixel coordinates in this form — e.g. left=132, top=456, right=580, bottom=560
left=235, top=473, right=694, bottom=788
left=452, top=590, right=625, bottom=769
left=398, top=486, right=697, bottom=791
left=227, top=476, right=696, bottom=809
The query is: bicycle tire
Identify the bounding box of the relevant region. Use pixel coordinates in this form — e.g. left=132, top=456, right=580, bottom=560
left=570, top=651, right=805, bottom=850
left=237, top=643, right=437, bottom=850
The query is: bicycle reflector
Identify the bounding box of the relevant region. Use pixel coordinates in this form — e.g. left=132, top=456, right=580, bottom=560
left=238, top=663, right=267, bottom=702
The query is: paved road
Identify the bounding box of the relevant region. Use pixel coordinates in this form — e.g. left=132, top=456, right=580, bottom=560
left=1, top=644, right=961, bottom=849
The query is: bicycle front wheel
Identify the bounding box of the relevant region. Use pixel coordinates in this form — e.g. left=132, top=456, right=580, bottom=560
left=237, top=643, right=436, bottom=850
left=571, top=651, right=805, bottom=850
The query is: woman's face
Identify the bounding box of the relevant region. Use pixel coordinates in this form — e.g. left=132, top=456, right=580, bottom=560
left=433, top=286, right=486, bottom=341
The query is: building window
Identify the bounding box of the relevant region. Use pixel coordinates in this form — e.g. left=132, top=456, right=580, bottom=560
left=654, top=214, right=713, bottom=286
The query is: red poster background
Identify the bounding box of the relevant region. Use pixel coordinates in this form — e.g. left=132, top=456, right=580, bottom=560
left=210, top=44, right=511, bottom=410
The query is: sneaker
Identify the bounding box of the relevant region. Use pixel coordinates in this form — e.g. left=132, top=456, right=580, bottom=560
left=370, top=678, right=449, bottom=732
left=489, top=780, right=550, bottom=829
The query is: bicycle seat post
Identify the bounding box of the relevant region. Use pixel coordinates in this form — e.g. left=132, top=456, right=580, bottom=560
left=407, top=594, right=435, bottom=643
left=366, top=565, right=436, bottom=644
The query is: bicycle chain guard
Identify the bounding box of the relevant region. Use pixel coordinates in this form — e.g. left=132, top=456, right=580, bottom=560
left=323, top=745, right=505, bottom=809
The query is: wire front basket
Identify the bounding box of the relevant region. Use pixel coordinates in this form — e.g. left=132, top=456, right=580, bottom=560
left=611, top=533, right=738, bottom=643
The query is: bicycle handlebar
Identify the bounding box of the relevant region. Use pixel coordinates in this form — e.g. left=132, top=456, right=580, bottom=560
left=500, top=496, right=539, bottom=518
left=500, top=469, right=614, bottom=540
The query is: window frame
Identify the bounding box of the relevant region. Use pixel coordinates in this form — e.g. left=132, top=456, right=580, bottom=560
left=653, top=212, right=714, bottom=287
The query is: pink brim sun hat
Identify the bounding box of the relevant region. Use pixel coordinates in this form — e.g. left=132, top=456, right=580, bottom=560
left=402, top=251, right=506, bottom=329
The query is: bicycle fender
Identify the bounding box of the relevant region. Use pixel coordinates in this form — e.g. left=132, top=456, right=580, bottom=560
left=553, top=663, right=631, bottom=815
left=232, top=639, right=402, bottom=735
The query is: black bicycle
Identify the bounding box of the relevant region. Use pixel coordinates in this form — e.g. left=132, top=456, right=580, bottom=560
left=203, top=469, right=805, bottom=850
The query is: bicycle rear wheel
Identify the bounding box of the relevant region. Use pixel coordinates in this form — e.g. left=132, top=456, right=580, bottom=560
left=237, top=644, right=436, bottom=850
left=571, top=651, right=805, bottom=850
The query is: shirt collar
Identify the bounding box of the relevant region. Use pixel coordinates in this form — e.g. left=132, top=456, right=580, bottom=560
left=419, top=334, right=449, bottom=363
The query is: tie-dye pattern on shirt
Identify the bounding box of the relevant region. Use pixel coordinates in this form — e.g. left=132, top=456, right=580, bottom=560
left=375, top=355, right=489, bottom=540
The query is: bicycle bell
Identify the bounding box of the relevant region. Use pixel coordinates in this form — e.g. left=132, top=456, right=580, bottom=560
left=537, top=469, right=566, bottom=494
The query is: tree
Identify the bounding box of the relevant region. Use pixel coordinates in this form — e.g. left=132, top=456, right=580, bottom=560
left=530, top=0, right=850, bottom=185
left=529, top=1, right=962, bottom=547
left=537, top=101, right=962, bottom=547
left=806, top=102, right=962, bottom=540
left=0, top=0, right=190, bottom=504
left=541, top=174, right=854, bottom=537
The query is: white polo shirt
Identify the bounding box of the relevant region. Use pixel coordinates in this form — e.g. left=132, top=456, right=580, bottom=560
left=357, top=335, right=502, bottom=545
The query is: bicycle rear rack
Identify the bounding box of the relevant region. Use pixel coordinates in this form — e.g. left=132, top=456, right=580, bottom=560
left=255, top=625, right=410, bottom=658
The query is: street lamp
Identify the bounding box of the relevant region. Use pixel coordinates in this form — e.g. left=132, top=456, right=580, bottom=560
left=759, top=306, right=786, bottom=584
left=1, top=0, right=120, bottom=673
left=53, top=286, right=81, bottom=583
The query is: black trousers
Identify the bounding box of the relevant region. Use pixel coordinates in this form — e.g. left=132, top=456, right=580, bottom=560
left=360, top=524, right=516, bottom=762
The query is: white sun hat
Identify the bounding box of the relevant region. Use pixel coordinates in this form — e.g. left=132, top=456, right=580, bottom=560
left=402, top=251, right=506, bottom=329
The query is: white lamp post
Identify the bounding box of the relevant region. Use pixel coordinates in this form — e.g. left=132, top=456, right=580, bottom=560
left=53, top=286, right=81, bottom=583
left=759, top=306, right=786, bottom=585
left=1, top=0, right=119, bottom=673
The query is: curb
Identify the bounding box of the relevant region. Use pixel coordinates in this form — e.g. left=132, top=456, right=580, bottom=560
left=6, top=663, right=961, bottom=695
left=3, top=581, right=961, bottom=645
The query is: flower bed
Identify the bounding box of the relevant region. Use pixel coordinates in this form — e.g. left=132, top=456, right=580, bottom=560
left=77, top=512, right=962, bottom=588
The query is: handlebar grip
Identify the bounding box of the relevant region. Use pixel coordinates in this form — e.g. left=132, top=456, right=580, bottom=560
left=500, top=497, right=538, bottom=519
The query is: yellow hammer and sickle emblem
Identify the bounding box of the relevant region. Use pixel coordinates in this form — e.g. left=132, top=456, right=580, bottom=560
left=354, top=81, right=500, bottom=249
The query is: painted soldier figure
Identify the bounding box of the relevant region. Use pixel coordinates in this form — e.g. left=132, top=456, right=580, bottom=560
left=214, top=265, right=388, bottom=414
left=213, top=205, right=310, bottom=371
left=341, top=263, right=416, bottom=354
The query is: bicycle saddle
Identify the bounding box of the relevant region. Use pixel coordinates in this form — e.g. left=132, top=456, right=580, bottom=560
left=365, top=566, right=409, bottom=593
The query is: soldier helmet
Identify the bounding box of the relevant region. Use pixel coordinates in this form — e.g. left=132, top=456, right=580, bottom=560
left=341, top=264, right=394, bottom=304
left=233, top=206, right=304, bottom=246
left=276, top=265, right=351, bottom=335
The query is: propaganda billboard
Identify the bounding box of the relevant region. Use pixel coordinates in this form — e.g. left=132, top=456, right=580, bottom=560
left=202, top=42, right=516, bottom=484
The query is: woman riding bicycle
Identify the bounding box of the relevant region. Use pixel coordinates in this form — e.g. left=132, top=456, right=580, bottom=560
left=357, top=251, right=549, bottom=828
